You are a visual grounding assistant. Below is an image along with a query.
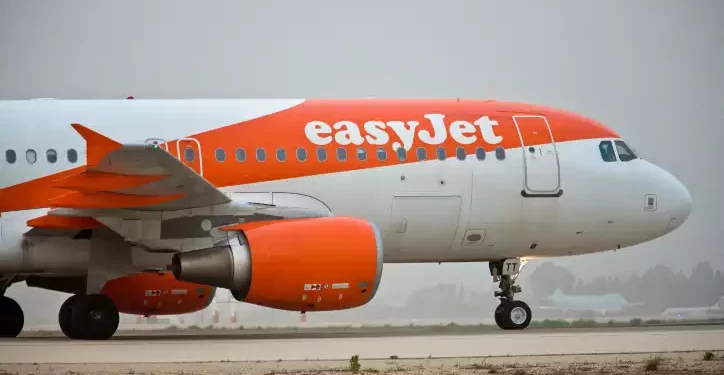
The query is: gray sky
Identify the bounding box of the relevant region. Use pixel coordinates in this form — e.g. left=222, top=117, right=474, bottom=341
left=1, top=0, right=723, bottom=309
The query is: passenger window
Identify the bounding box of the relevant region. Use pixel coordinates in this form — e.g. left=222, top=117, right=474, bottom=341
left=46, top=149, right=58, bottom=163
left=235, top=148, right=246, bottom=162
left=5, top=149, right=16, bottom=164
left=184, top=147, right=195, bottom=162
left=436, top=147, right=446, bottom=161
left=26, top=149, right=37, bottom=164
left=396, top=147, right=406, bottom=161
left=336, top=147, right=347, bottom=161
left=599, top=141, right=616, bottom=162
left=456, top=147, right=466, bottom=161
left=215, top=148, right=226, bottom=162
left=276, top=147, right=287, bottom=162
left=495, top=146, right=506, bottom=160
left=615, top=140, right=638, bottom=162
left=67, top=149, right=78, bottom=163
left=475, top=146, right=486, bottom=160
left=416, top=147, right=427, bottom=161
left=256, top=148, right=266, bottom=162
left=356, top=147, right=367, bottom=161
left=316, top=147, right=327, bottom=162
left=297, top=147, right=307, bottom=161
left=376, top=147, right=387, bottom=161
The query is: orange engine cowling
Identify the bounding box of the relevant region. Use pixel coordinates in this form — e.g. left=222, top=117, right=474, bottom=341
left=170, top=216, right=383, bottom=312
left=100, top=272, right=216, bottom=316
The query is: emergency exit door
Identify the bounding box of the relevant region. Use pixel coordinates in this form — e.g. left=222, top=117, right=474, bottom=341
left=513, top=116, right=561, bottom=195
left=145, top=137, right=204, bottom=176
left=175, top=138, right=204, bottom=176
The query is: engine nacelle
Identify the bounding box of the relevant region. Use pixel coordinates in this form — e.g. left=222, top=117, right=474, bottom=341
left=170, top=216, right=383, bottom=312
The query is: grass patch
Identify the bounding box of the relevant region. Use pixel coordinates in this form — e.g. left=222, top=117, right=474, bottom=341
left=644, top=355, right=662, bottom=371
left=349, top=355, right=361, bottom=373
left=570, top=319, right=597, bottom=328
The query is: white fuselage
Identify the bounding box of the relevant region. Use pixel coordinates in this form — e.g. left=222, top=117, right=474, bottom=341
left=0, top=99, right=692, bottom=275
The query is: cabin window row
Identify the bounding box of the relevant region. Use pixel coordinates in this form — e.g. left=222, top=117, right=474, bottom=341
left=4, top=149, right=79, bottom=164
left=203, top=146, right=508, bottom=163
left=3, top=145, right=509, bottom=165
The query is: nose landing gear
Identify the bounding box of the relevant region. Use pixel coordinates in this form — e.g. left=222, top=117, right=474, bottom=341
left=489, top=258, right=532, bottom=330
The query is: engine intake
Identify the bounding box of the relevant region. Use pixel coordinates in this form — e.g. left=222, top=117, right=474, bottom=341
left=170, top=216, right=383, bottom=312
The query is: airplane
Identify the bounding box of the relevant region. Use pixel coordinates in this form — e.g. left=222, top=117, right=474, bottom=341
left=0, top=98, right=692, bottom=340
left=535, top=288, right=645, bottom=318
left=660, top=296, right=724, bottom=318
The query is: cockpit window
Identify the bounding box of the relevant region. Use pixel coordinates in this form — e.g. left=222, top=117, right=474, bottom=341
left=599, top=141, right=616, bottom=162
left=615, top=140, right=638, bottom=162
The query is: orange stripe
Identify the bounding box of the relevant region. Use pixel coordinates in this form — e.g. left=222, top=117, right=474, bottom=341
left=191, top=99, right=619, bottom=187
left=27, top=214, right=102, bottom=230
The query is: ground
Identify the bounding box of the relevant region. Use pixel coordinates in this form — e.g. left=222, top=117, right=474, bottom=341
left=2, top=351, right=723, bottom=375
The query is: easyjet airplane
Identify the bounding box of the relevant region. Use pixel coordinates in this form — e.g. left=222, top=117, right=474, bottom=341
left=0, top=98, right=691, bottom=340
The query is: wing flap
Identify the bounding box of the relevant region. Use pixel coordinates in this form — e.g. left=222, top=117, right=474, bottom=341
left=48, top=191, right=185, bottom=209
left=52, top=172, right=169, bottom=192
left=27, top=214, right=103, bottom=230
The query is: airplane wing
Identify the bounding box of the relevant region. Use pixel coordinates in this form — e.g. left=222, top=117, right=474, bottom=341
left=23, top=124, right=330, bottom=244
left=46, top=123, right=231, bottom=211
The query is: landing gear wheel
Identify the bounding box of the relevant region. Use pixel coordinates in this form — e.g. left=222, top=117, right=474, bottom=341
left=70, top=294, right=119, bottom=340
left=59, top=294, right=82, bottom=339
left=495, top=300, right=531, bottom=330
left=0, top=296, right=24, bottom=337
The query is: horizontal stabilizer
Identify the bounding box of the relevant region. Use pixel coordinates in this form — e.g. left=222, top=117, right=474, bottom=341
left=27, top=214, right=102, bottom=230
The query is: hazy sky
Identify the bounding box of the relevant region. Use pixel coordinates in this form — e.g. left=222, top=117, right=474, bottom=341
left=1, top=0, right=723, bottom=308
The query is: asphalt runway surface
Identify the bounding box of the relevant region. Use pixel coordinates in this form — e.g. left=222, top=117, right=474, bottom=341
left=2, top=326, right=724, bottom=364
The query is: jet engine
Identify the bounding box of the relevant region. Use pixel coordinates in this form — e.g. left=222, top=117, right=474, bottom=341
left=170, top=216, right=383, bottom=312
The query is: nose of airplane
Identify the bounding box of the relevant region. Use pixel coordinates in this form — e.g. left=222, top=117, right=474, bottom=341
left=665, top=174, right=692, bottom=231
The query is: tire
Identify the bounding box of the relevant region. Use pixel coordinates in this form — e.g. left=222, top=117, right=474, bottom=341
left=0, top=296, right=24, bottom=338
left=494, top=303, right=506, bottom=329
left=70, top=294, right=119, bottom=340
left=59, top=294, right=82, bottom=339
left=495, top=300, right=532, bottom=330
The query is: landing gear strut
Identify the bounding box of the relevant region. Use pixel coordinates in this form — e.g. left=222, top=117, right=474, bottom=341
left=59, top=294, right=119, bottom=340
left=489, top=259, right=532, bottom=330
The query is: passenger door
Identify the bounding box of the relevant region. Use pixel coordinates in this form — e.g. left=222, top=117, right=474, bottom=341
left=513, top=115, right=561, bottom=195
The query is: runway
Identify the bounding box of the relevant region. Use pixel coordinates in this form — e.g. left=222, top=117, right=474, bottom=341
left=2, top=327, right=724, bottom=364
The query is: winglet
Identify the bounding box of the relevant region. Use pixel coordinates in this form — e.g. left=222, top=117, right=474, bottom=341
left=71, top=123, right=123, bottom=167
